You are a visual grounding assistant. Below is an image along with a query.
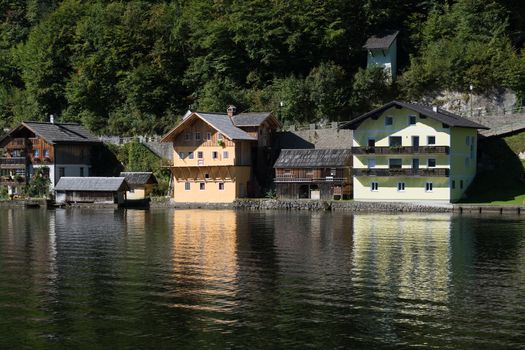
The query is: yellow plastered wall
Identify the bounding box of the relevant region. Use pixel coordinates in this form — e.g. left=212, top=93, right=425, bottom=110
left=449, top=127, right=477, bottom=201
left=352, top=107, right=451, bottom=147
left=173, top=145, right=236, bottom=167
left=354, top=177, right=450, bottom=201
left=173, top=166, right=251, bottom=203
left=126, top=184, right=154, bottom=200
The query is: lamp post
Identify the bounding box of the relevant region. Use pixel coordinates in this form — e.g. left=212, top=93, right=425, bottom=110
left=469, top=84, right=474, bottom=118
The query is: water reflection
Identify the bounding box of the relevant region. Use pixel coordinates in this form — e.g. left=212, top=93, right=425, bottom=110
left=0, top=208, right=524, bottom=349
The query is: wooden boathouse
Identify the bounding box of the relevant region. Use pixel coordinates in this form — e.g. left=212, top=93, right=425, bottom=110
left=54, top=177, right=129, bottom=205
left=273, top=149, right=353, bottom=200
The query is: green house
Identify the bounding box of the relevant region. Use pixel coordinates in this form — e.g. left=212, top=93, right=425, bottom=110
left=364, top=30, right=399, bottom=81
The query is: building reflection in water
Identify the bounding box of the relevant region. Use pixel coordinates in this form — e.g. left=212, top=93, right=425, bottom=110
left=171, top=209, right=240, bottom=314
left=352, top=213, right=452, bottom=318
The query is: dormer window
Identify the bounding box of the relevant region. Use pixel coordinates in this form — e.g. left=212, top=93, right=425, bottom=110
left=385, top=116, right=393, bottom=126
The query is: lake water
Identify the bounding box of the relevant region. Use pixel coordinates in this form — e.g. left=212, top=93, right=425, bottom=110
left=0, top=208, right=523, bottom=349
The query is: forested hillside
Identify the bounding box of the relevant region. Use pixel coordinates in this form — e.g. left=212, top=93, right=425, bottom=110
left=1, top=0, right=525, bottom=135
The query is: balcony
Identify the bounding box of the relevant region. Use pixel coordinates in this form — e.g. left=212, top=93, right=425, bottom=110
left=275, top=175, right=350, bottom=183
left=0, top=175, right=27, bottom=185
left=353, top=168, right=450, bottom=177
left=0, top=157, right=27, bottom=169
left=352, top=146, right=449, bottom=155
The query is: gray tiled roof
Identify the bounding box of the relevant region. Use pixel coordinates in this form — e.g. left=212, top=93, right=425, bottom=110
left=231, top=112, right=272, bottom=126
left=197, top=113, right=256, bottom=140
left=364, top=30, right=399, bottom=50
left=55, top=177, right=129, bottom=192
left=274, top=149, right=353, bottom=168
left=23, top=122, right=100, bottom=144
left=120, top=172, right=158, bottom=185
left=342, top=101, right=489, bottom=130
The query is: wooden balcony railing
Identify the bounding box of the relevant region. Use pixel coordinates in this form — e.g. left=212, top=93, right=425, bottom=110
left=0, top=157, right=27, bottom=168
left=275, top=175, right=350, bottom=183
left=352, top=146, right=449, bottom=155
left=353, top=168, right=450, bottom=177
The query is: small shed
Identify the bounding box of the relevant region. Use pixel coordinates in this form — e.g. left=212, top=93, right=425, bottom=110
left=273, top=149, right=353, bottom=200
left=120, top=172, right=158, bottom=199
left=54, top=177, right=129, bottom=204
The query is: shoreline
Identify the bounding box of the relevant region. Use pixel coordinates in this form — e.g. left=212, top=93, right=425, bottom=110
left=1, top=198, right=525, bottom=214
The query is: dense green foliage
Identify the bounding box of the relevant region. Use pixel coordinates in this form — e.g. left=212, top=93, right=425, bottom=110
left=1, top=0, right=525, bottom=134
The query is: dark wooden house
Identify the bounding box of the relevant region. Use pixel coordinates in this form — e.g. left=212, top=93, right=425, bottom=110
left=0, top=121, right=100, bottom=195
left=273, top=149, right=353, bottom=200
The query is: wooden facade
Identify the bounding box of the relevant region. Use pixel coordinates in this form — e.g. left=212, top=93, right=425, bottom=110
left=273, top=149, right=353, bottom=200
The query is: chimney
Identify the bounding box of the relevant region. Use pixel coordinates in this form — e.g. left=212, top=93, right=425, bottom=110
left=432, top=106, right=438, bottom=113
left=49, top=114, right=54, bottom=123
left=227, top=105, right=236, bottom=117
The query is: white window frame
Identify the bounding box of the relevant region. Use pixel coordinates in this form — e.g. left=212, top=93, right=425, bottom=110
left=428, top=158, right=436, bottom=168
left=199, top=182, right=205, bottom=191
left=425, top=182, right=433, bottom=192
left=184, top=182, right=190, bottom=191
left=371, top=182, right=379, bottom=192
left=223, top=151, right=229, bottom=159
left=427, top=136, right=436, bottom=145
left=397, top=182, right=405, bottom=192
left=218, top=182, right=225, bottom=191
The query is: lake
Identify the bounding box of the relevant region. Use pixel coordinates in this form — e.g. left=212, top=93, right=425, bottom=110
left=0, top=208, right=523, bottom=349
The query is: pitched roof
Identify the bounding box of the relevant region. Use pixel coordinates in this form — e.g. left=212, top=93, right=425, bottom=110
left=120, top=172, right=158, bottom=185
left=364, top=30, right=399, bottom=50
left=55, top=177, right=129, bottom=192
left=197, top=113, right=256, bottom=140
left=274, top=149, right=352, bottom=168
left=231, top=112, right=273, bottom=126
left=5, top=122, right=100, bottom=144
left=342, top=101, right=489, bottom=130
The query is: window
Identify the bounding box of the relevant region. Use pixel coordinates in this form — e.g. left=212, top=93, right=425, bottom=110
left=389, top=158, right=402, bottom=169
left=368, top=159, right=376, bottom=168
left=427, top=136, right=436, bottom=145
left=43, top=149, right=49, bottom=158
left=389, top=136, right=402, bottom=147
left=198, top=151, right=203, bottom=159
left=184, top=182, right=190, bottom=191
left=179, top=152, right=185, bottom=159
left=212, top=151, right=218, bottom=159
left=195, top=132, right=201, bottom=140
left=425, top=182, right=433, bottom=192
left=185, top=133, right=191, bottom=141
left=219, top=183, right=224, bottom=191
left=204, top=173, right=210, bottom=179
left=223, top=151, right=229, bottom=159
left=409, top=115, right=416, bottom=125
left=428, top=159, right=436, bottom=167
left=218, top=133, right=223, bottom=140
left=199, top=182, right=205, bottom=190
left=385, top=116, right=393, bottom=126
left=460, top=180, right=464, bottom=189
left=59, top=167, right=65, bottom=178
left=371, top=182, right=379, bottom=191
left=80, top=168, right=84, bottom=177
left=188, top=152, right=194, bottom=159
left=452, top=180, right=456, bottom=189
left=33, top=149, right=39, bottom=157
left=397, top=182, right=405, bottom=191
left=207, top=132, right=211, bottom=141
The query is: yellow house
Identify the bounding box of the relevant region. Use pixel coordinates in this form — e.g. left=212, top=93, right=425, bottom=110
left=161, top=106, right=280, bottom=203
left=120, top=172, right=158, bottom=200
left=343, top=101, right=489, bottom=203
